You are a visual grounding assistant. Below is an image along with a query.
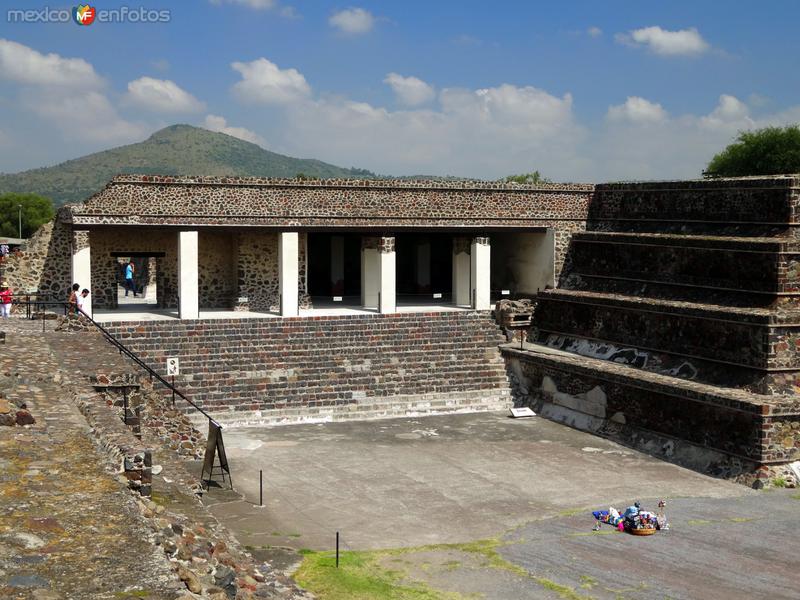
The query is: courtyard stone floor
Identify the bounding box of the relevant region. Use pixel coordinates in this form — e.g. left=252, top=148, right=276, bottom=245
left=206, top=413, right=800, bottom=599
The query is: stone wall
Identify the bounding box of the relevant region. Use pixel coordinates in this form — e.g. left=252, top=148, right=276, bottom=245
left=199, top=231, right=236, bottom=308
left=73, top=176, right=593, bottom=228
left=504, top=347, right=800, bottom=483
left=235, top=230, right=310, bottom=312
left=2, top=207, right=74, bottom=300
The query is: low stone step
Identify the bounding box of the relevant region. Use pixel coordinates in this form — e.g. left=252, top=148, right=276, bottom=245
left=573, top=230, right=795, bottom=251
left=193, top=390, right=513, bottom=428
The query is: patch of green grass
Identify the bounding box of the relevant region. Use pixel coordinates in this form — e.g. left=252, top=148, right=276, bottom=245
left=149, top=492, right=168, bottom=507
left=686, top=519, right=712, bottom=526
left=431, top=539, right=527, bottom=577
left=729, top=517, right=756, bottom=523
left=771, top=476, right=787, bottom=488
left=443, top=560, right=461, bottom=572
left=791, top=492, right=800, bottom=500
left=295, top=538, right=600, bottom=600
left=294, top=550, right=464, bottom=600
left=533, top=576, right=594, bottom=600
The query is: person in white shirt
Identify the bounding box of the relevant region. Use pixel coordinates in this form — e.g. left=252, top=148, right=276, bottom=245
left=76, top=289, right=90, bottom=314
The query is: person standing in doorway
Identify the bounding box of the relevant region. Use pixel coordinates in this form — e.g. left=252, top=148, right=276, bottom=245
left=125, top=260, right=137, bottom=297
left=0, top=282, right=12, bottom=319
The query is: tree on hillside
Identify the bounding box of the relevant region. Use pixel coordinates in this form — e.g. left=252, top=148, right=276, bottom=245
left=0, top=193, right=55, bottom=238
left=504, top=170, right=551, bottom=184
left=705, top=125, right=800, bottom=177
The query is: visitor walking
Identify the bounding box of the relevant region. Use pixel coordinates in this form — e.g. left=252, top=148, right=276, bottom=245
left=0, top=243, right=8, bottom=260
left=125, top=260, right=137, bottom=297
left=76, top=289, right=90, bottom=315
left=68, top=283, right=80, bottom=315
left=0, top=281, right=12, bottom=319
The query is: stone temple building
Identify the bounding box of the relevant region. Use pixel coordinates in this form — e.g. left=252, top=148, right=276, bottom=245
left=4, top=173, right=800, bottom=486
left=60, top=175, right=591, bottom=319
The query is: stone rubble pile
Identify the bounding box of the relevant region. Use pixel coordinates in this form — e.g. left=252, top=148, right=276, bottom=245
left=136, top=495, right=314, bottom=600
left=142, top=385, right=207, bottom=461
left=0, top=393, right=37, bottom=427
left=54, top=313, right=93, bottom=331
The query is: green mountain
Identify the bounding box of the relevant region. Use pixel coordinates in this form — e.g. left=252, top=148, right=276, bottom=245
left=0, top=124, right=376, bottom=207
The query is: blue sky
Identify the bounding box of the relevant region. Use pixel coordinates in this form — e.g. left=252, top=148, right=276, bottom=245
left=1, top=0, right=799, bottom=181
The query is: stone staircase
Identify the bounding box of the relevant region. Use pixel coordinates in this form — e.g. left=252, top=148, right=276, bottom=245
left=505, top=176, right=800, bottom=482
left=103, top=311, right=512, bottom=425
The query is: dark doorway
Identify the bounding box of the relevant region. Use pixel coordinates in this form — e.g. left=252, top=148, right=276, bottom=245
left=395, top=233, right=453, bottom=305
left=307, top=233, right=362, bottom=305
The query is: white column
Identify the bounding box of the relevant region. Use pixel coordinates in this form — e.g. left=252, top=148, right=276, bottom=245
left=279, top=231, right=299, bottom=317
left=378, top=236, right=396, bottom=314
left=471, top=236, right=491, bottom=310
left=452, top=237, right=471, bottom=307
left=361, top=238, right=379, bottom=309
left=71, top=233, right=92, bottom=318
left=178, top=230, right=199, bottom=319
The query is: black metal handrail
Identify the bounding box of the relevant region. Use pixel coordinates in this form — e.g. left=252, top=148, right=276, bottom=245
left=81, top=309, right=220, bottom=426
left=11, top=299, right=219, bottom=427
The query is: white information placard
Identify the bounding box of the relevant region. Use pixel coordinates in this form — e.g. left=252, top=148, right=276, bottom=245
left=510, top=407, right=536, bottom=418
left=166, top=357, right=180, bottom=376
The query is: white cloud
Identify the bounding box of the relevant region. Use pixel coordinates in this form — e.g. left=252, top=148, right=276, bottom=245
left=616, top=26, right=710, bottom=56
left=589, top=93, right=800, bottom=181
left=126, top=77, right=205, bottom=113
left=329, top=7, right=375, bottom=35
left=24, top=90, right=146, bottom=143
left=0, top=39, right=103, bottom=88
left=0, top=40, right=144, bottom=146
left=587, top=26, right=602, bottom=38
left=383, top=73, right=435, bottom=106
left=699, top=94, right=753, bottom=130
left=607, top=96, right=668, bottom=124
left=203, top=114, right=265, bottom=145
left=274, top=81, right=583, bottom=179
left=231, top=57, right=311, bottom=104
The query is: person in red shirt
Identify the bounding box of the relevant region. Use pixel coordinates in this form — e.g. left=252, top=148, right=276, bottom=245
left=0, top=281, right=12, bottom=319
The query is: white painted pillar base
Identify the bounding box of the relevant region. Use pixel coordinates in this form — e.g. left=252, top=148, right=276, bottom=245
left=71, top=235, right=92, bottom=318
left=178, top=231, right=199, bottom=319
left=452, top=237, right=471, bottom=307
left=379, top=237, right=396, bottom=314
left=471, top=236, right=491, bottom=310
left=279, top=231, right=299, bottom=317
